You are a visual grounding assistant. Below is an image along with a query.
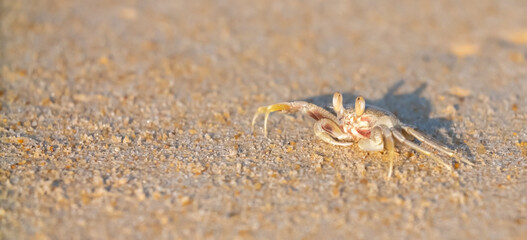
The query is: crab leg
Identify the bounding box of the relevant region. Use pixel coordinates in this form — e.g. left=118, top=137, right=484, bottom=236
left=391, top=129, right=453, bottom=171
left=401, top=125, right=473, bottom=166
left=381, top=126, right=396, bottom=178
left=313, top=119, right=353, bottom=146
left=401, top=125, right=452, bottom=155
left=252, top=101, right=338, bottom=136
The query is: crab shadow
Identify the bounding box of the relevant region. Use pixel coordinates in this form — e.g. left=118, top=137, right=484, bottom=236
left=302, top=80, right=474, bottom=158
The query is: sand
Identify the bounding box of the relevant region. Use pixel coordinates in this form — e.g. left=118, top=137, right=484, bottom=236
left=1, top=0, right=527, bottom=239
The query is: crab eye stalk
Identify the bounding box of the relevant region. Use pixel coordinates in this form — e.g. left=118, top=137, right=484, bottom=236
left=333, top=92, right=344, bottom=118
left=355, top=96, right=365, bottom=117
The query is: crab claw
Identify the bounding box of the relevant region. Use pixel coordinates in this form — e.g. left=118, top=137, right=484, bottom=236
left=252, top=101, right=339, bottom=137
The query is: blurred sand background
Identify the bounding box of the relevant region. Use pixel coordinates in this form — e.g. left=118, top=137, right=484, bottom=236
left=1, top=0, right=527, bottom=239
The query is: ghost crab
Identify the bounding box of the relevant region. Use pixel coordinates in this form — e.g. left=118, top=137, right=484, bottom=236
left=252, top=92, right=473, bottom=178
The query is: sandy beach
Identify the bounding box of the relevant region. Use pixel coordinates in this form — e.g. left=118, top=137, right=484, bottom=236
left=1, top=0, right=527, bottom=239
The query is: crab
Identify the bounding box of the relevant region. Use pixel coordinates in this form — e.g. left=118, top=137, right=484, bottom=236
left=252, top=92, right=473, bottom=178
